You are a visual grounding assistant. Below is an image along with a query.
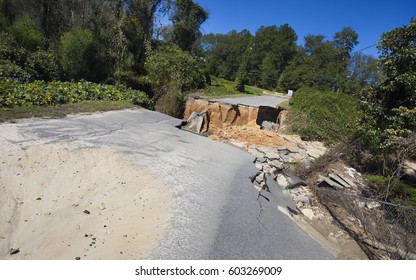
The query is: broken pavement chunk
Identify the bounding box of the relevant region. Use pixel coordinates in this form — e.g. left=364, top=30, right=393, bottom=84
left=318, top=175, right=344, bottom=190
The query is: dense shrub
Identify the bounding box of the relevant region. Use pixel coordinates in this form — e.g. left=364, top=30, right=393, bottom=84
left=0, top=80, right=153, bottom=109
left=60, top=29, right=94, bottom=80
left=0, top=60, right=32, bottom=82
left=11, top=16, right=42, bottom=51
left=287, top=87, right=361, bottom=143
left=145, top=45, right=206, bottom=117
left=0, top=31, right=27, bottom=65
left=26, top=50, right=61, bottom=81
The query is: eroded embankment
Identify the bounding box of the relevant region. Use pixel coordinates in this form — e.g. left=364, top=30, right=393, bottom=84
left=183, top=97, right=287, bottom=147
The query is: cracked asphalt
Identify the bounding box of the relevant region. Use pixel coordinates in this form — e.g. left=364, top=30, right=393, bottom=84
left=2, top=109, right=333, bottom=259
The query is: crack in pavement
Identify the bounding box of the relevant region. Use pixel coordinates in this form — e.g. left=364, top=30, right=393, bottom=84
left=256, top=191, right=268, bottom=229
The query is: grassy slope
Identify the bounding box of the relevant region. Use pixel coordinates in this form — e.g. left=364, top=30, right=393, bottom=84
left=195, top=76, right=274, bottom=98
left=0, top=100, right=140, bottom=123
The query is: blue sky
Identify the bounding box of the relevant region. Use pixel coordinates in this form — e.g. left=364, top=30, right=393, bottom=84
left=195, top=0, right=415, bottom=57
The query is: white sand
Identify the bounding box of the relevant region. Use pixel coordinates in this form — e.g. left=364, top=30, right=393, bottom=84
left=0, top=126, right=173, bottom=260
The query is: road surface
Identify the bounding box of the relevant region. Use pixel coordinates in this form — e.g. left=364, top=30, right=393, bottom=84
left=0, top=109, right=333, bottom=259
left=211, top=95, right=288, bottom=108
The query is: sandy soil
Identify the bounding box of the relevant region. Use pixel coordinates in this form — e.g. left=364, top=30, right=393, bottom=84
left=208, top=125, right=289, bottom=148
left=0, top=126, right=173, bottom=260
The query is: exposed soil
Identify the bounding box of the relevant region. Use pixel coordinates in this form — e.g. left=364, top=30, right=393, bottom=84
left=0, top=126, right=173, bottom=260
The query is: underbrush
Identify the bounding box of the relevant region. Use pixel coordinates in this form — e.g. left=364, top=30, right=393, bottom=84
left=364, top=175, right=416, bottom=208
left=0, top=80, right=152, bottom=109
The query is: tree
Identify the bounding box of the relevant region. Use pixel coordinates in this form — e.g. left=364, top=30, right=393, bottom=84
left=169, top=0, right=208, bottom=52
left=304, top=34, right=325, bottom=55
left=352, top=19, right=416, bottom=193
left=247, top=24, right=297, bottom=89
left=202, top=29, right=252, bottom=81
left=234, top=43, right=252, bottom=92
left=377, top=18, right=416, bottom=114
left=334, top=26, right=359, bottom=55
left=346, top=52, right=380, bottom=94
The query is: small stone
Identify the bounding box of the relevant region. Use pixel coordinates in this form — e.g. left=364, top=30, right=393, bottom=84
left=301, top=209, right=315, bottom=220
left=294, top=196, right=310, bottom=204
left=255, top=162, right=263, bottom=170
left=36, top=197, right=41, bottom=201
left=366, top=201, right=381, bottom=210
left=75, top=257, right=81, bottom=260
left=83, top=210, right=91, bottom=215
left=255, top=157, right=267, bottom=164
left=9, top=248, right=20, bottom=255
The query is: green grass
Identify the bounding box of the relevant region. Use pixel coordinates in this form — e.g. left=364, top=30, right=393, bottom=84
left=278, top=100, right=290, bottom=109
left=0, top=100, right=140, bottom=123
left=196, top=76, right=272, bottom=98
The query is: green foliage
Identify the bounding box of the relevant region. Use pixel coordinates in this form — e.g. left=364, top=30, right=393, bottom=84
left=0, top=80, right=152, bottom=109
left=202, top=29, right=253, bottom=81
left=145, top=44, right=206, bottom=92
left=145, top=44, right=205, bottom=116
left=288, top=87, right=361, bottom=143
left=352, top=19, right=416, bottom=174
left=11, top=16, right=42, bottom=51
left=234, top=44, right=252, bottom=92
left=377, top=18, right=416, bottom=115
left=0, top=31, right=27, bottom=64
left=364, top=175, right=416, bottom=207
left=0, top=60, right=32, bottom=82
left=26, top=50, right=61, bottom=81
left=60, top=29, right=94, bottom=80
left=250, top=24, right=298, bottom=89
left=170, top=0, right=208, bottom=52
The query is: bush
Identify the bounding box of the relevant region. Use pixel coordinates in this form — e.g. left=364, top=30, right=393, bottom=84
left=60, top=29, right=94, bottom=80
left=0, top=31, right=27, bottom=65
left=0, top=80, right=153, bottom=109
left=287, top=87, right=361, bottom=143
left=26, top=50, right=61, bottom=81
left=0, top=59, right=32, bottom=82
left=11, top=16, right=42, bottom=51
left=145, top=45, right=205, bottom=117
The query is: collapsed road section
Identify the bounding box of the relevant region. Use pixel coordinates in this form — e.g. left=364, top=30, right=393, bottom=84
left=182, top=97, right=368, bottom=259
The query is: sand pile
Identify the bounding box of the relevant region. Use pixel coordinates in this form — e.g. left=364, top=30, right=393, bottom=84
left=0, top=141, right=172, bottom=260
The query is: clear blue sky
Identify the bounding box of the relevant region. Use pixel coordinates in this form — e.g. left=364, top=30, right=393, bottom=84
left=195, top=0, right=415, bottom=57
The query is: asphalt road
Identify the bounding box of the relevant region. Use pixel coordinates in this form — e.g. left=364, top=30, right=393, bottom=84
left=2, top=109, right=333, bottom=259
left=211, top=95, right=288, bottom=107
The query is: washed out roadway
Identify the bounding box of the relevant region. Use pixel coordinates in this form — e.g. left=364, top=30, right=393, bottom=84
left=0, top=109, right=333, bottom=259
